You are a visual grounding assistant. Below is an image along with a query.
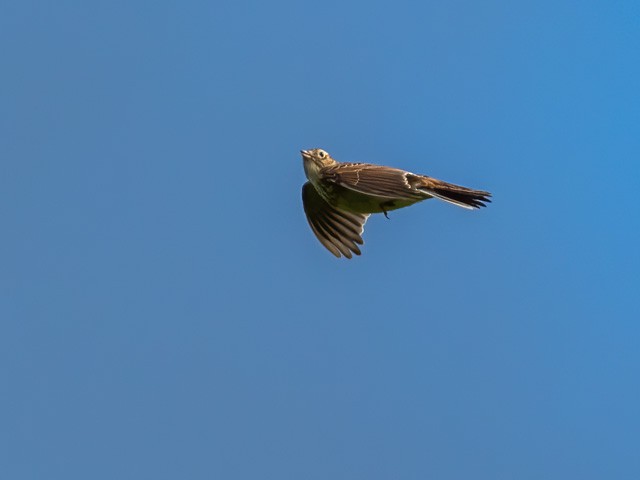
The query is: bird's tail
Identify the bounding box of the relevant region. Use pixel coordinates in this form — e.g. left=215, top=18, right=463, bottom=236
left=413, top=176, right=492, bottom=209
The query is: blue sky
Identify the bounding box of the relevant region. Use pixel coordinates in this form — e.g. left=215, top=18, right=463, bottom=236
left=2, top=1, right=639, bottom=478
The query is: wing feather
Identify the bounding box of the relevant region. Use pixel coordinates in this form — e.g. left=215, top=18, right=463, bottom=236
left=302, top=182, right=369, bottom=259
left=323, top=163, right=424, bottom=200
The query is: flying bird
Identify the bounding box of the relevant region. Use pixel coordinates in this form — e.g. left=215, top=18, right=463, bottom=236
left=301, top=148, right=491, bottom=258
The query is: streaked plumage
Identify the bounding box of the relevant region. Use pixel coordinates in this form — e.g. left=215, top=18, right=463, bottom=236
left=301, top=148, right=491, bottom=259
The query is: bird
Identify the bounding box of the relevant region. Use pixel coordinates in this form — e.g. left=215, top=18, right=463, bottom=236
left=301, top=148, right=491, bottom=258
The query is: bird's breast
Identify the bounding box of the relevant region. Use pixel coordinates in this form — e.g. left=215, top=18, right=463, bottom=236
left=303, top=159, right=322, bottom=184
left=331, top=187, right=424, bottom=214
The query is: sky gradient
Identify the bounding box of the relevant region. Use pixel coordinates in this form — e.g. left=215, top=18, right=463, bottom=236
left=2, top=1, right=640, bottom=478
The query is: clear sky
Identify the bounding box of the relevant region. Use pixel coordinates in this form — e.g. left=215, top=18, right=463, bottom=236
left=2, top=1, right=639, bottom=478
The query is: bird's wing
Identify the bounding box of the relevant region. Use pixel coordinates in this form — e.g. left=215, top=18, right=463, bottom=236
left=322, top=163, right=424, bottom=200
left=302, top=182, right=369, bottom=259
left=324, top=163, right=491, bottom=209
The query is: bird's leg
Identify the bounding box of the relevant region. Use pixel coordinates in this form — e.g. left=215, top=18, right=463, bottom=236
left=380, top=202, right=394, bottom=219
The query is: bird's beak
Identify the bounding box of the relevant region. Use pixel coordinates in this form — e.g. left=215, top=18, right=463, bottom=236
left=300, top=149, right=311, bottom=158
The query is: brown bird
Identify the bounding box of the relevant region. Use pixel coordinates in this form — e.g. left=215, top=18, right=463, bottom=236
left=301, top=148, right=491, bottom=258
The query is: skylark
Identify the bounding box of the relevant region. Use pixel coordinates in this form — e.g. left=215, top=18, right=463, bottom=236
left=301, top=148, right=491, bottom=258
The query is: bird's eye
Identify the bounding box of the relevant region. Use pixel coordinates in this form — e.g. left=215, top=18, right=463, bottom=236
left=318, top=151, right=326, bottom=158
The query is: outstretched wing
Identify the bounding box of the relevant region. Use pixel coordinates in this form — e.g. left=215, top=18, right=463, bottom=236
left=302, top=182, right=369, bottom=259
left=324, top=163, right=491, bottom=209
left=322, top=163, right=424, bottom=201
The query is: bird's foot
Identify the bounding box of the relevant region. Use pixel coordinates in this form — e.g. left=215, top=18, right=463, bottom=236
left=380, top=202, right=394, bottom=219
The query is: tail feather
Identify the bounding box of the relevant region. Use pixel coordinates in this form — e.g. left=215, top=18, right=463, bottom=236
left=414, top=176, right=492, bottom=210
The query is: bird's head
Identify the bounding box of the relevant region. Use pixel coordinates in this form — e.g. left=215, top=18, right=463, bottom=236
left=301, top=148, right=336, bottom=168
left=301, top=148, right=337, bottom=182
